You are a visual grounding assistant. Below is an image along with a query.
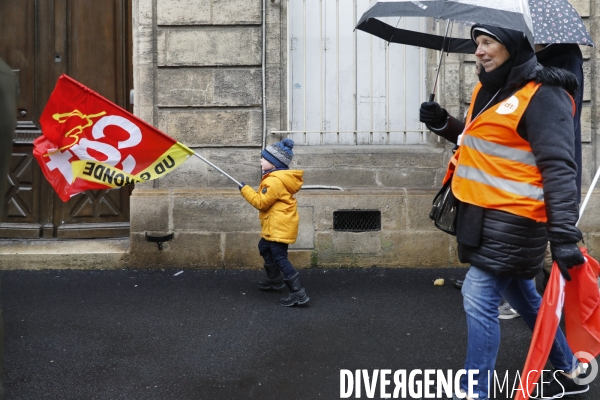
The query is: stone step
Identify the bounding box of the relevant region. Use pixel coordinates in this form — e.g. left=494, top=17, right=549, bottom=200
left=0, top=238, right=129, bottom=270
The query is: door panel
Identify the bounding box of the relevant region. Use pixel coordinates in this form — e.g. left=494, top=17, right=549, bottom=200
left=0, top=0, right=133, bottom=239
left=66, top=1, right=129, bottom=108
left=0, top=0, right=39, bottom=131
left=0, top=144, right=43, bottom=238
left=5, top=144, right=39, bottom=224
left=55, top=186, right=131, bottom=239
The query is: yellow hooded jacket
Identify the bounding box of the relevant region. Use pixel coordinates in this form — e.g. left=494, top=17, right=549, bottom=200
left=241, top=169, right=304, bottom=244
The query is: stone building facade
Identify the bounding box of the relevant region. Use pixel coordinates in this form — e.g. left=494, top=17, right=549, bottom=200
left=125, top=0, right=600, bottom=271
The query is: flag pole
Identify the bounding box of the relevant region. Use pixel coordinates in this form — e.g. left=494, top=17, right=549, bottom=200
left=577, top=164, right=600, bottom=227
left=193, top=152, right=242, bottom=187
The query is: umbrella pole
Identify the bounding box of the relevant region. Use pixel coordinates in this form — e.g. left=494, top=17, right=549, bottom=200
left=429, top=20, right=451, bottom=102
left=193, top=152, right=243, bottom=187
left=577, top=164, right=600, bottom=227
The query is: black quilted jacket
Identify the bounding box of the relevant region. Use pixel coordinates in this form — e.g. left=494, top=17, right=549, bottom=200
left=429, top=57, right=582, bottom=279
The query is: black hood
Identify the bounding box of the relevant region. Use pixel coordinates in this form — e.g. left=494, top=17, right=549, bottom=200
left=536, top=43, right=583, bottom=66
left=471, top=24, right=535, bottom=71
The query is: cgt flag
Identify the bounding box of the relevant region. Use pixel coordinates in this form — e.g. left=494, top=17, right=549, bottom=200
left=34, top=74, right=193, bottom=201
left=514, top=260, right=567, bottom=400
left=514, top=249, right=600, bottom=400
left=565, top=248, right=600, bottom=360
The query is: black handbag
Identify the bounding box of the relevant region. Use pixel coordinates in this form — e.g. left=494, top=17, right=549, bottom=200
left=429, top=177, right=459, bottom=235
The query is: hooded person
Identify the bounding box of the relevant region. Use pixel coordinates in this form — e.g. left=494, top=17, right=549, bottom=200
left=0, top=56, right=18, bottom=400
left=419, top=25, right=587, bottom=399
left=536, top=43, right=584, bottom=204
left=535, top=43, right=585, bottom=290
left=239, top=138, right=308, bottom=307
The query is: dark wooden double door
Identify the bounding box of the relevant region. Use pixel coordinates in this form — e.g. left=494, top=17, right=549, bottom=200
left=0, top=0, right=133, bottom=239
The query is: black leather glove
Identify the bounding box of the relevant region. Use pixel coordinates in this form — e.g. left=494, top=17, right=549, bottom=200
left=238, top=182, right=246, bottom=191
left=550, top=242, right=585, bottom=281
left=419, top=101, right=447, bottom=127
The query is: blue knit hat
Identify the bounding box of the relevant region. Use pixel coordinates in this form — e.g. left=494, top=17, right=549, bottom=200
left=261, top=138, right=294, bottom=169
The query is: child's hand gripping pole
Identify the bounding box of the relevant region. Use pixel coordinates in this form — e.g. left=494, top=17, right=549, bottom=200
left=192, top=152, right=242, bottom=187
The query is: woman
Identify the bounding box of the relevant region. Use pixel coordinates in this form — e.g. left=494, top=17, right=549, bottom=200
left=419, top=25, right=587, bottom=400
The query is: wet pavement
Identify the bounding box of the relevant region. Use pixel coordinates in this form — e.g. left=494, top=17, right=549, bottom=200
left=1, top=267, right=597, bottom=400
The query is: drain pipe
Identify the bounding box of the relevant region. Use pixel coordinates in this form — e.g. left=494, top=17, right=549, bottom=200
left=303, top=185, right=344, bottom=191
left=261, top=0, right=267, bottom=150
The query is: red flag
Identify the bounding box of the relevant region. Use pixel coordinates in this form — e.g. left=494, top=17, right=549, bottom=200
left=514, top=249, right=600, bottom=400
left=34, top=75, right=193, bottom=201
left=565, top=248, right=600, bottom=359
left=514, top=261, right=566, bottom=400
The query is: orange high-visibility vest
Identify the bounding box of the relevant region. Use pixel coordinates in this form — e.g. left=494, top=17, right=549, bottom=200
left=449, top=81, right=558, bottom=222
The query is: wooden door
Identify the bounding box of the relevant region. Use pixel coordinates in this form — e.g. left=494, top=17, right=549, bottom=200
left=0, top=0, right=133, bottom=239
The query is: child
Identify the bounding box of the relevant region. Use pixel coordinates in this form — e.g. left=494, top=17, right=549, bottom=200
left=239, top=138, right=309, bottom=307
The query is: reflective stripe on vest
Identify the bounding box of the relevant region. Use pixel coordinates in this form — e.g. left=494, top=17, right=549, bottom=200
left=455, top=165, right=544, bottom=201
left=460, top=135, right=538, bottom=167
left=451, top=81, right=547, bottom=222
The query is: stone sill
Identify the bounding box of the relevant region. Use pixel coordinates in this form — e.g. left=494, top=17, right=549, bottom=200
left=0, top=238, right=130, bottom=255
left=292, top=144, right=445, bottom=155
left=131, top=187, right=441, bottom=197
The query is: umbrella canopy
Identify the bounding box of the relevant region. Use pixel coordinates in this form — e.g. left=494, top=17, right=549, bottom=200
left=356, top=0, right=593, bottom=54
left=356, top=0, right=535, bottom=54
left=530, top=0, right=594, bottom=46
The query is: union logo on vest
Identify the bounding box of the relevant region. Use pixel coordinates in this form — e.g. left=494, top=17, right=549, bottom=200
left=496, top=95, right=519, bottom=115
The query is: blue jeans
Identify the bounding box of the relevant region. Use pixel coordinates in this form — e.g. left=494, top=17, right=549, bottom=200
left=258, top=238, right=297, bottom=279
left=460, top=266, right=576, bottom=400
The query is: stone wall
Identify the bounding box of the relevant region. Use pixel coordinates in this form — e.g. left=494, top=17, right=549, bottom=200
left=128, top=0, right=600, bottom=270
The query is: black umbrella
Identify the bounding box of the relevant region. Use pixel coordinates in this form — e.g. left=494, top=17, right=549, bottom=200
left=356, top=0, right=535, bottom=53
left=355, top=0, right=536, bottom=100
left=356, top=17, right=475, bottom=54
left=356, top=0, right=593, bottom=53
left=529, top=0, right=594, bottom=46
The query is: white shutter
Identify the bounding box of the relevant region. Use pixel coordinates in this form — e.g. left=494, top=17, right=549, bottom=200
left=285, top=0, right=427, bottom=145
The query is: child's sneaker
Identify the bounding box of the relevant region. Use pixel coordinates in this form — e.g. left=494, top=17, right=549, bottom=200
left=450, top=278, right=464, bottom=289
left=529, top=368, right=589, bottom=399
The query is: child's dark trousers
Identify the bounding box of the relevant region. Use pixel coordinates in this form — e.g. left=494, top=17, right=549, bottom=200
left=258, top=238, right=297, bottom=279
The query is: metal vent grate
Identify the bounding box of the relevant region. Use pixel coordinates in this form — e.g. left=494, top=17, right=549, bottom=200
left=333, top=210, right=381, bottom=232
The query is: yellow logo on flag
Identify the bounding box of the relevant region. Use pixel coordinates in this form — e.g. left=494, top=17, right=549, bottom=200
left=48, top=109, right=107, bottom=153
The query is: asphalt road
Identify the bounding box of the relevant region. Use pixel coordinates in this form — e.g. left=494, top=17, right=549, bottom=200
left=1, top=267, right=597, bottom=400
